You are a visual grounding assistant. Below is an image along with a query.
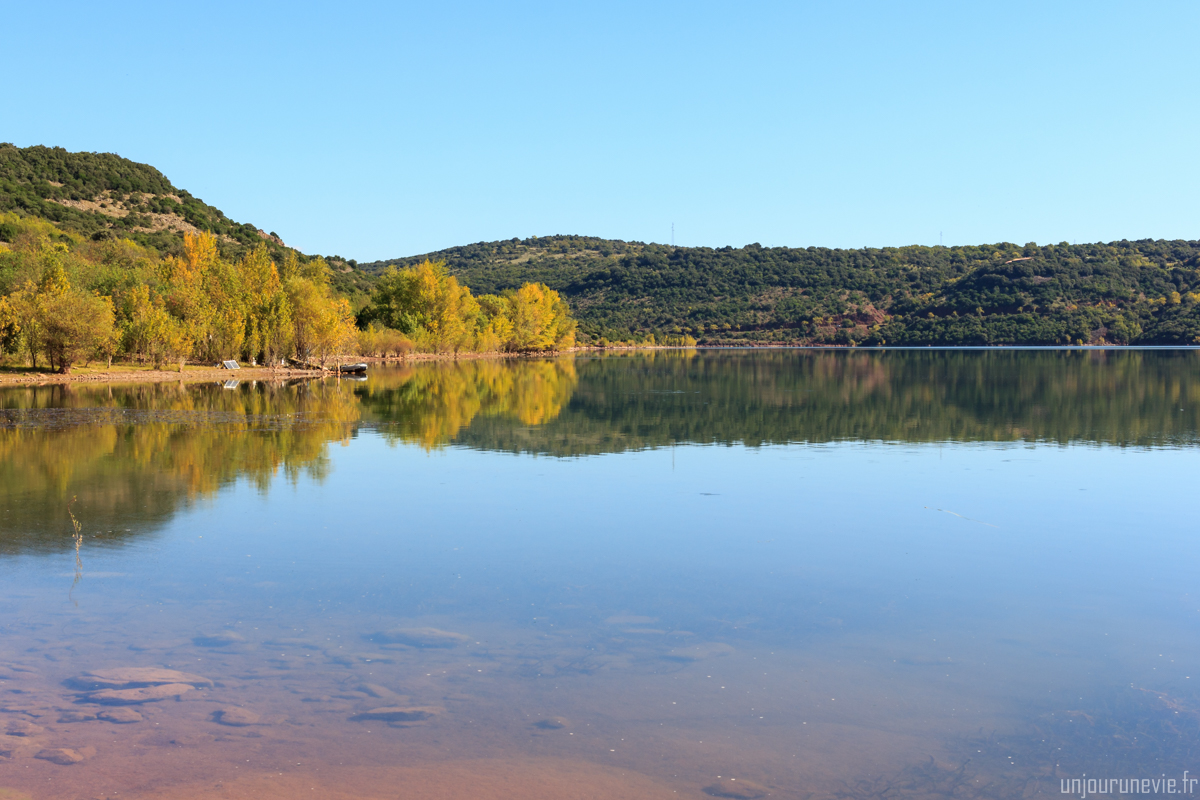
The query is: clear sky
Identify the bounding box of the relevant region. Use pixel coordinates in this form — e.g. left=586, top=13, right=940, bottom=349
left=6, top=1, right=1197, bottom=260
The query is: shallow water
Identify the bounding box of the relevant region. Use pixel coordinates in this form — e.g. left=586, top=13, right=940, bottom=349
left=1, top=349, right=1199, bottom=799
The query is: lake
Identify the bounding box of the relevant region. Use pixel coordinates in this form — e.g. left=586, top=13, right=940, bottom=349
left=1, top=348, right=1198, bottom=800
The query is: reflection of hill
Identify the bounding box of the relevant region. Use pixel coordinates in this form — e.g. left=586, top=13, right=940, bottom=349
left=454, top=349, right=1200, bottom=455
left=0, top=380, right=360, bottom=554
left=3, top=350, right=1199, bottom=553
left=355, top=358, right=578, bottom=450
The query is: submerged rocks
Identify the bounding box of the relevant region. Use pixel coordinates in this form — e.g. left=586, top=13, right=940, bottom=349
left=4, top=720, right=43, bottom=737
left=367, top=627, right=468, bottom=648
left=67, top=667, right=211, bottom=705
left=66, top=667, right=213, bottom=691
left=193, top=632, right=247, bottom=648
left=57, top=710, right=98, bottom=723
left=213, top=707, right=260, bottom=727
left=263, top=637, right=323, bottom=650
left=98, top=708, right=143, bottom=724
left=533, top=717, right=569, bottom=730
left=0, top=721, right=45, bottom=758
left=34, top=746, right=94, bottom=766
left=87, top=683, right=194, bottom=705
left=702, top=778, right=770, bottom=799
left=351, top=706, right=441, bottom=724
left=0, top=735, right=35, bottom=758
left=127, top=639, right=190, bottom=652
left=357, top=683, right=407, bottom=702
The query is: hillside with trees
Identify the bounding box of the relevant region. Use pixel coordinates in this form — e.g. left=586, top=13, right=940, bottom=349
left=4, top=144, right=1199, bottom=355
left=362, top=235, right=1200, bottom=346
left=0, top=145, right=579, bottom=373
left=0, top=143, right=374, bottom=301
left=0, top=221, right=577, bottom=373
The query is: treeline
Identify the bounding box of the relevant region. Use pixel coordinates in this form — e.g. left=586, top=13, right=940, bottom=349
left=0, top=220, right=360, bottom=372
left=361, top=235, right=1200, bottom=346
left=0, top=215, right=579, bottom=373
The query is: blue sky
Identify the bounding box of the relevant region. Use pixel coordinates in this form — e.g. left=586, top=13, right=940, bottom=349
left=7, top=1, right=1197, bottom=260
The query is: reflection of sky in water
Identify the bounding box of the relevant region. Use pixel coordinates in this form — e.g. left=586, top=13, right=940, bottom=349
left=2, top=432, right=1198, bottom=797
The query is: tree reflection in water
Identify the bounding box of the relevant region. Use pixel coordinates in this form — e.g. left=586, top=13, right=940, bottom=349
left=2, top=348, right=1198, bottom=553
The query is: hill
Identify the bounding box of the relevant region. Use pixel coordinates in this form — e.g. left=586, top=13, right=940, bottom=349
left=0, top=146, right=579, bottom=373
left=0, top=143, right=278, bottom=253
left=4, top=145, right=1199, bottom=348
left=0, top=144, right=374, bottom=299
left=361, top=235, right=1200, bottom=346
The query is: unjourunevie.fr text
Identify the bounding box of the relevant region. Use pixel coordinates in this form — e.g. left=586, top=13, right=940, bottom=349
left=1063, top=774, right=1200, bottom=797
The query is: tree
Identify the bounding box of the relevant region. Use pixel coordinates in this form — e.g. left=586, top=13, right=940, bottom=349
left=5, top=281, right=43, bottom=368
left=40, top=290, right=116, bottom=373
left=507, top=283, right=576, bottom=351
left=121, top=284, right=190, bottom=369
left=368, top=260, right=478, bottom=353
left=311, top=296, right=357, bottom=368
left=237, top=245, right=291, bottom=364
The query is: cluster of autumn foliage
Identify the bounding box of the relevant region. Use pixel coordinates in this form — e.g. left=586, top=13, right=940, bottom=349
left=0, top=215, right=576, bottom=373
left=359, top=259, right=576, bottom=355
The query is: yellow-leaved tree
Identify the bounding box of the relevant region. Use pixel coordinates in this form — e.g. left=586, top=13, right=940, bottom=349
left=371, top=260, right=479, bottom=353
left=121, top=284, right=191, bottom=369
left=237, top=245, right=292, bottom=365
left=367, top=262, right=576, bottom=355
left=506, top=283, right=576, bottom=352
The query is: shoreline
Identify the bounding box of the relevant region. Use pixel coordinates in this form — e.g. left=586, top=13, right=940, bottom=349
left=0, top=350, right=593, bottom=386
left=0, top=365, right=328, bottom=387
left=2, top=343, right=1197, bottom=386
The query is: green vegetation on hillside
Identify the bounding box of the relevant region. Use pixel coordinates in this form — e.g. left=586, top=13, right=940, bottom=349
left=4, top=144, right=1199, bottom=349
left=362, top=235, right=1200, bottom=346
left=0, top=143, right=374, bottom=304
left=0, top=147, right=579, bottom=370
left=0, top=143, right=278, bottom=255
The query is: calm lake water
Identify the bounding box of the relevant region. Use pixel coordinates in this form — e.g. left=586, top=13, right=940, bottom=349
left=1, top=349, right=1199, bottom=800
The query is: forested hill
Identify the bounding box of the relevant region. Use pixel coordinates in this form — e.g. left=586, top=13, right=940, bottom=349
left=361, top=235, right=1200, bottom=346
left=0, top=144, right=282, bottom=253
left=7, top=144, right=1199, bottom=347
left=0, top=144, right=373, bottom=298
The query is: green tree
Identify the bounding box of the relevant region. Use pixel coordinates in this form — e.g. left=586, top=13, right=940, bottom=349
left=40, top=290, right=116, bottom=373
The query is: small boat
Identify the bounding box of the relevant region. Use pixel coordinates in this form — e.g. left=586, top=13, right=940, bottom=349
left=337, top=363, right=368, bottom=375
